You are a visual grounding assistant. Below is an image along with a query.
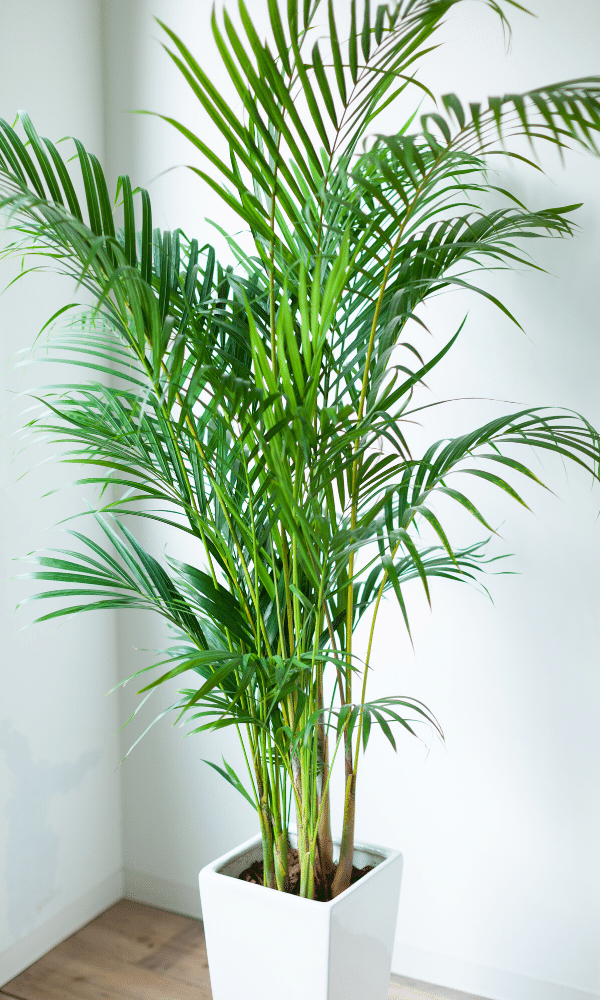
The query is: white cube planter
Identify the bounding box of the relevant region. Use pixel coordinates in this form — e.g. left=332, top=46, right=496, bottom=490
left=199, top=833, right=403, bottom=1000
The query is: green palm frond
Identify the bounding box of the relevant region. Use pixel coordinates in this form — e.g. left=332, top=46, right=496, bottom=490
left=3, top=0, right=600, bottom=900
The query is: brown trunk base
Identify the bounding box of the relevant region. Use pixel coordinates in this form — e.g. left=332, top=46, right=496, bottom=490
left=239, top=845, right=373, bottom=901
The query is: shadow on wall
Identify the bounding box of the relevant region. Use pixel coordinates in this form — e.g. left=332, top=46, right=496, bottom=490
left=0, top=724, right=100, bottom=943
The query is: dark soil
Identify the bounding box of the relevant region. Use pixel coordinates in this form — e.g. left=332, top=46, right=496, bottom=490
left=238, top=844, right=374, bottom=901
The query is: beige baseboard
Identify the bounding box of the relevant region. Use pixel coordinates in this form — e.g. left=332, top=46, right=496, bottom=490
left=122, top=866, right=202, bottom=920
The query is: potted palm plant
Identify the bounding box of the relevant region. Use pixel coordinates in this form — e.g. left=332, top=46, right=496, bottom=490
left=2, top=1, right=600, bottom=998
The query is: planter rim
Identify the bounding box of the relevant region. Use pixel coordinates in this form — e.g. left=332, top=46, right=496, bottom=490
left=199, top=832, right=402, bottom=909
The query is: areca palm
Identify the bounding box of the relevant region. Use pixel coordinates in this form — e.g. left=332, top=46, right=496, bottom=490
left=2, top=0, right=600, bottom=899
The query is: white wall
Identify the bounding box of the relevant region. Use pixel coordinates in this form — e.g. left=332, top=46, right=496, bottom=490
left=1, top=2, right=599, bottom=999
left=0, top=1, right=122, bottom=984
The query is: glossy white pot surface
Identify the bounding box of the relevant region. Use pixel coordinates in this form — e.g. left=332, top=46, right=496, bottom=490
left=199, top=833, right=403, bottom=1000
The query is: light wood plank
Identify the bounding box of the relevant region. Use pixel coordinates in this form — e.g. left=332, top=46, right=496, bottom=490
left=136, top=920, right=209, bottom=985
left=3, top=951, right=210, bottom=1000
left=390, top=983, right=451, bottom=1000
left=57, top=903, right=201, bottom=968
left=93, top=899, right=192, bottom=949
left=1, top=901, right=211, bottom=1000
left=390, top=975, right=489, bottom=1000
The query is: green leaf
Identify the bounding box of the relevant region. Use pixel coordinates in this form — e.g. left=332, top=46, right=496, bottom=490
left=18, top=112, right=63, bottom=204
left=73, top=138, right=102, bottom=235
left=203, top=757, right=257, bottom=810
left=348, top=0, right=358, bottom=83
left=328, top=0, right=347, bottom=105
left=117, top=174, right=137, bottom=266
left=361, top=0, right=371, bottom=62
left=0, top=116, right=45, bottom=195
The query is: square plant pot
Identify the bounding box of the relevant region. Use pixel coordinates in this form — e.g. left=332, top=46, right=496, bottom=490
left=199, top=832, right=403, bottom=1000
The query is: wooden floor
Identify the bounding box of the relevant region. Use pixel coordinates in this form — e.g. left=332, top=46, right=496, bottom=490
left=1, top=902, right=210, bottom=1000
left=0, top=900, right=482, bottom=1000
